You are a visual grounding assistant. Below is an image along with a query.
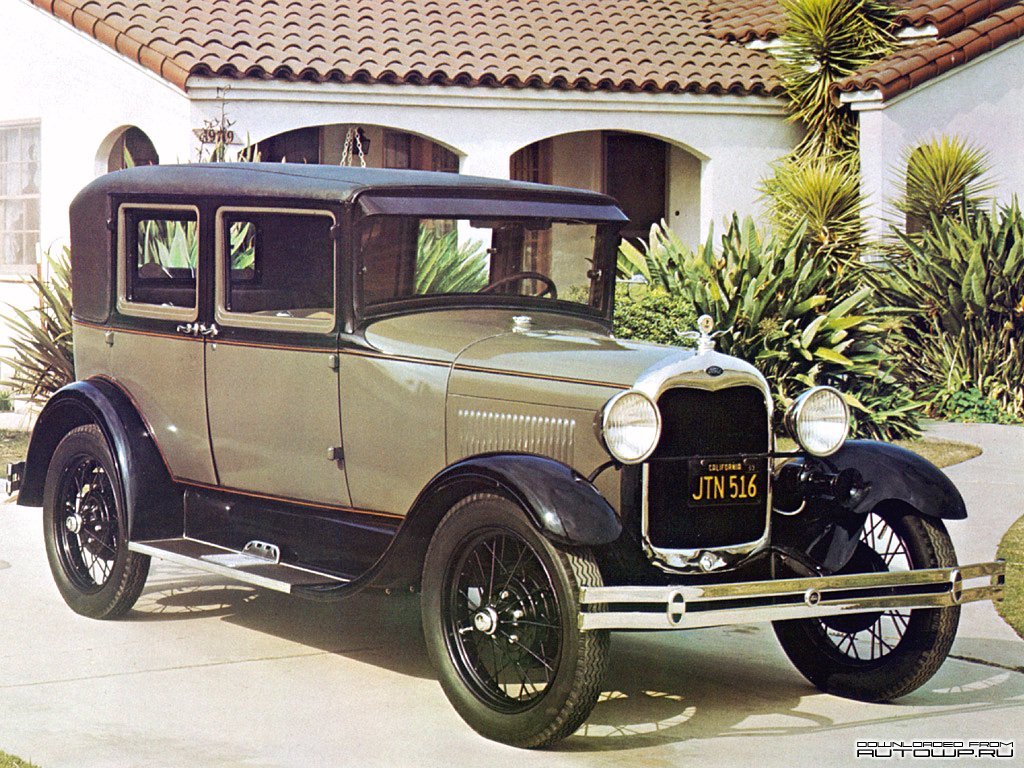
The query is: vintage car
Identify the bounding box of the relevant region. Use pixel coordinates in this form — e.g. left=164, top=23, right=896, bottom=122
left=14, top=163, right=1004, bottom=748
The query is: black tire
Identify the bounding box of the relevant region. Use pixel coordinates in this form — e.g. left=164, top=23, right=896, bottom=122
left=773, top=506, right=960, bottom=701
left=43, top=424, right=150, bottom=619
left=421, top=494, right=609, bottom=748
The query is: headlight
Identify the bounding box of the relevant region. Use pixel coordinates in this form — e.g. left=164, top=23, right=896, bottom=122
left=599, top=390, right=661, bottom=464
left=785, top=386, right=849, bottom=456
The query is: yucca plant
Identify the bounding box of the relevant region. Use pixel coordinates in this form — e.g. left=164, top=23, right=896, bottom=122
left=413, top=226, right=488, bottom=294
left=760, top=153, right=865, bottom=264
left=1, top=249, right=75, bottom=403
left=621, top=218, right=920, bottom=438
left=774, top=0, right=896, bottom=157
left=873, top=198, right=1024, bottom=419
left=895, top=135, right=992, bottom=232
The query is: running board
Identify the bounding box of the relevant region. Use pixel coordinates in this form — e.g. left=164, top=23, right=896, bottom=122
left=129, top=538, right=349, bottom=594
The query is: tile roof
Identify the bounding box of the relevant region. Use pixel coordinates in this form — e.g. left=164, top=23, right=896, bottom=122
left=29, top=0, right=784, bottom=96
left=836, top=0, right=1024, bottom=100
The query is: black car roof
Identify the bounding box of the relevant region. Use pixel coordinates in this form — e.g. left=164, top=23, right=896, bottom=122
left=73, top=163, right=624, bottom=212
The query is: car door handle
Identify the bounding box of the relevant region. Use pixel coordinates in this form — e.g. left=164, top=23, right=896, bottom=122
left=197, top=323, right=220, bottom=338
left=176, top=323, right=198, bottom=336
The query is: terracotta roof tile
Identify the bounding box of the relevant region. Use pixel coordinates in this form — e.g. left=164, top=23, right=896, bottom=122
left=31, top=0, right=783, bottom=95
left=836, top=0, right=1024, bottom=100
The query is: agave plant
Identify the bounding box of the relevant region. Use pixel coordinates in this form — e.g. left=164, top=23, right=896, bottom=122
left=1, top=249, right=75, bottom=403
left=760, top=153, right=865, bottom=264
left=895, top=135, right=993, bottom=232
left=413, top=226, right=488, bottom=294
left=620, top=218, right=921, bottom=438
left=774, top=0, right=896, bottom=157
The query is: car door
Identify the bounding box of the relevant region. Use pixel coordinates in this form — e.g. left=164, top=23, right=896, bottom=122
left=105, top=202, right=216, bottom=485
left=203, top=205, right=351, bottom=507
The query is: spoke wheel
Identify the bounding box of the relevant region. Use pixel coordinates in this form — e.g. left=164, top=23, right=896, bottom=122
left=422, top=494, right=608, bottom=748
left=43, top=425, right=150, bottom=619
left=444, top=528, right=563, bottom=713
left=773, top=506, right=960, bottom=702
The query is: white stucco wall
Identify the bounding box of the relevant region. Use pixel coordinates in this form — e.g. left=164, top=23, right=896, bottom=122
left=0, top=1, right=193, bottom=381
left=853, top=37, right=1024, bottom=238
left=189, top=78, right=801, bottom=247
left=1, top=1, right=192, bottom=253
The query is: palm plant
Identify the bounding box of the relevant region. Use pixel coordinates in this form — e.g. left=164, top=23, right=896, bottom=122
left=774, top=0, right=896, bottom=157
left=413, top=226, right=488, bottom=294
left=1, top=249, right=75, bottom=403
left=895, top=135, right=992, bottom=232
left=760, top=153, right=865, bottom=263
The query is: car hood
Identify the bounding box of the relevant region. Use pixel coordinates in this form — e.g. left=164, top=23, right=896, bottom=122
left=362, top=308, right=687, bottom=387
left=452, top=324, right=686, bottom=390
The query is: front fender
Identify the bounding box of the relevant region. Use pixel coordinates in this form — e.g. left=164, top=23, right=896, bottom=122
left=19, top=378, right=182, bottom=539
left=772, top=440, right=967, bottom=575
left=295, top=453, right=621, bottom=600
left=818, top=440, right=967, bottom=519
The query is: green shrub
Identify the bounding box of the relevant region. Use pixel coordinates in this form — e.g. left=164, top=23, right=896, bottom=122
left=873, top=199, right=1024, bottom=420
left=934, top=387, right=1020, bottom=425
left=614, top=286, right=697, bottom=346
left=0, top=390, right=12, bottom=413
left=1, top=249, right=74, bottom=404
left=620, top=217, right=921, bottom=439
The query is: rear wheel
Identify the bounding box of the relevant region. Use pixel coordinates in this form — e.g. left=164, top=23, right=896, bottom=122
left=421, top=494, right=609, bottom=748
left=43, top=424, right=150, bottom=619
left=773, top=507, right=960, bottom=701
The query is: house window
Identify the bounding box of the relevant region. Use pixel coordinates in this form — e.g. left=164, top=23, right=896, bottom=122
left=0, top=122, right=41, bottom=272
left=384, top=131, right=459, bottom=172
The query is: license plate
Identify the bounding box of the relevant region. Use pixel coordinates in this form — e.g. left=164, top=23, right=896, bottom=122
left=688, top=458, right=762, bottom=507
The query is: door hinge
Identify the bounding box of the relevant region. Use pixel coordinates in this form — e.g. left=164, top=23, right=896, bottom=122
left=329, top=353, right=339, bottom=371
left=328, top=446, right=344, bottom=463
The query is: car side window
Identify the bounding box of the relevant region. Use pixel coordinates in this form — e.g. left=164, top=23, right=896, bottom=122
left=116, top=204, right=199, bottom=321
left=215, top=208, right=335, bottom=332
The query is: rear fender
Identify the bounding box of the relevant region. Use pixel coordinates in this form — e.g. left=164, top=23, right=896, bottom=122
left=19, top=378, right=182, bottom=539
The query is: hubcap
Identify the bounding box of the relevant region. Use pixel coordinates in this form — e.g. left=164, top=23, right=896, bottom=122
left=65, top=514, right=83, bottom=534
left=473, top=606, right=499, bottom=635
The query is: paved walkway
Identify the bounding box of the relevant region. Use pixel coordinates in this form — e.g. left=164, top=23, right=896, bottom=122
left=0, top=424, right=1020, bottom=768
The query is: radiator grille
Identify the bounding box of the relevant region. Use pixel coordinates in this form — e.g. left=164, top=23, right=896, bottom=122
left=645, top=386, right=769, bottom=550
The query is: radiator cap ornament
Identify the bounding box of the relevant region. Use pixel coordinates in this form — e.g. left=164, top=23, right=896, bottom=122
left=679, top=314, right=726, bottom=354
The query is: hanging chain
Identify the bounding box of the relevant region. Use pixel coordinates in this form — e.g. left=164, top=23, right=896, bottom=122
left=340, top=126, right=367, bottom=168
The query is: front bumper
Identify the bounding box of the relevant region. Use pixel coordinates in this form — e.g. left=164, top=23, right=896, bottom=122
left=579, top=560, right=1005, bottom=631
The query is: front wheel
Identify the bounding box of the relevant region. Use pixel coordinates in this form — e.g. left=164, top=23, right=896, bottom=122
left=43, top=424, right=150, bottom=619
left=421, top=494, right=609, bottom=748
left=773, top=506, right=960, bottom=701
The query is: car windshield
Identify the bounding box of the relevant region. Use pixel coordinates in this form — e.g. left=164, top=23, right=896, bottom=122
left=359, top=217, right=616, bottom=312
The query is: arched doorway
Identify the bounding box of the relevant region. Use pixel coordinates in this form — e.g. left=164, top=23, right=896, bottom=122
left=252, top=125, right=459, bottom=172
left=105, top=126, right=159, bottom=171
left=511, top=131, right=702, bottom=247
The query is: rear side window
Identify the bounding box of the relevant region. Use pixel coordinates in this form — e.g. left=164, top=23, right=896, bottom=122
left=117, top=204, right=199, bottom=320
left=215, top=208, right=335, bottom=332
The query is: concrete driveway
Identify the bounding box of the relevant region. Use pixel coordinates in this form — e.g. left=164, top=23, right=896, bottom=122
left=1, top=424, right=1021, bottom=767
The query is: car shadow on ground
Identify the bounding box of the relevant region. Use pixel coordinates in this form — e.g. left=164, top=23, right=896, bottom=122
left=132, top=568, right=1024, bottom=753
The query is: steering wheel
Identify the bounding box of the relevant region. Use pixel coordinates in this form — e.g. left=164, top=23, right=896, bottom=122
left=480, top=271, right=558, bottom=299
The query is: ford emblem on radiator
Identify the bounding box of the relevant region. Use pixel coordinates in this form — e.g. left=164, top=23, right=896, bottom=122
left=706, top=365, right=724, bottom=377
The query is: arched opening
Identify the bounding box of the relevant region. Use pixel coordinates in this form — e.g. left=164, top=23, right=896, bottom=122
left=511, top=131, right=702, bottom=247
left=104, top=126, right=159, bottom=172
left=251, top=125, right=459, bottom=172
